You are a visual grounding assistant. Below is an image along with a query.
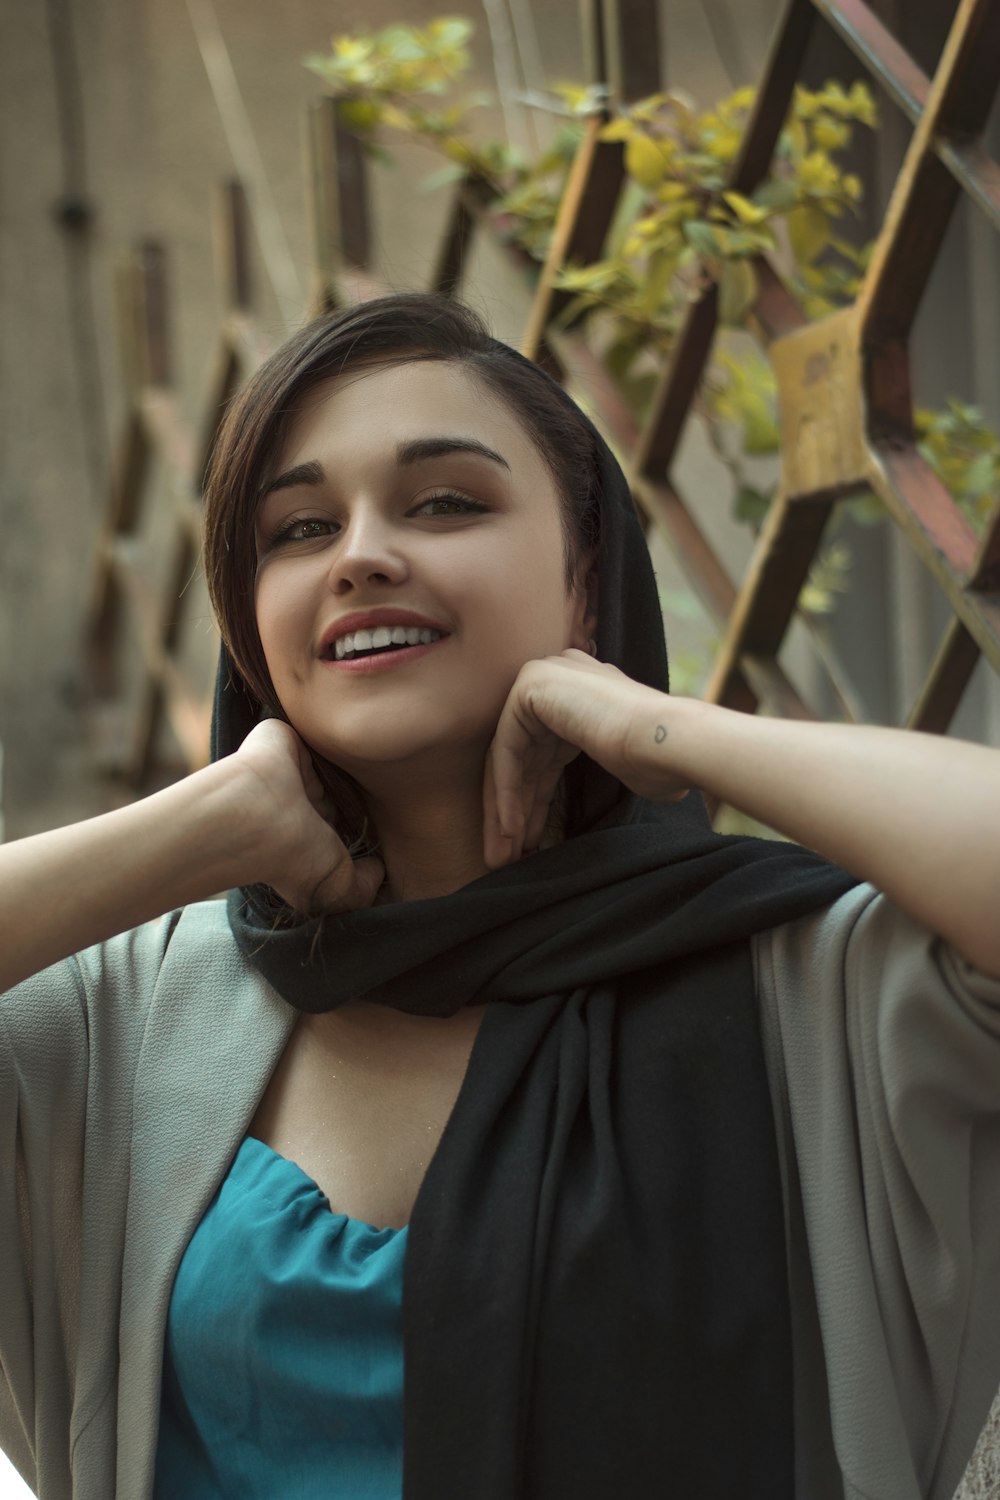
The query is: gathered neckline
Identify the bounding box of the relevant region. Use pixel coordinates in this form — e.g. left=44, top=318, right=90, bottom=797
left=237, top=1134, right=409, bottom=1237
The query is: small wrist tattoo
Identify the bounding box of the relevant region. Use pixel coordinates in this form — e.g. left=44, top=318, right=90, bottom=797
left=654, top=724, right=667, bottom=744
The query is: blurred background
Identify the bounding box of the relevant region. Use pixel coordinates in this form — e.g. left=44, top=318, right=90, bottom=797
left=2, top=0, right=999, bottom=1485
left=5, top=0, right=998, bottom=851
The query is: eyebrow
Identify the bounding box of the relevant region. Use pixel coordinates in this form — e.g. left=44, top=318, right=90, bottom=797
left=395, top=436, right=510, bottom=471
left=260, top=437, right=510, bottom=498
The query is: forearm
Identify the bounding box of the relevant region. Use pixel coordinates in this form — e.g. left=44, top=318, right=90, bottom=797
left=658, top=699, right=1000, bottom=977
left=0, top=760, right=255, bottom=993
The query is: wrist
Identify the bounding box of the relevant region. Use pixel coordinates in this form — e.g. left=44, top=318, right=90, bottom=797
left=628, top=692, right=719, bottom=801
left=145, top=756, right=272, bottom=898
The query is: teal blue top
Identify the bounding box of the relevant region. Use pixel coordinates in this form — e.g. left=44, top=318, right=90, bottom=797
left=153, top=1135, right=408, bottom=1498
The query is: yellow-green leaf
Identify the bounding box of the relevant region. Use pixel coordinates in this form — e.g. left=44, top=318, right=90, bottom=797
left=625, top=133, right=669, bottom=188
left=722, top=190, right=769, bottom=225
left=718, top=259, right=758, bottom=326
left=811, top=113, right=850, bottom=150
left=599, top=119, right=635, bottom=143
left=788, top=204, right=829, bottom=265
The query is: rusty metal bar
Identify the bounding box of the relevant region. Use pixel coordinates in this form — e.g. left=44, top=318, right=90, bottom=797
left=810, top=0, right=929, bottom=121
left=860, top=0, right=1000, bottom=342
left=868, top=446, right=1000, bottom=671
left=521, top=114, right=624, bottom=361
left=134, top=242, right=171, bottom=388
left=969, top=500, right=1000, bottom=591
left=748, top=258, right=808, bottom=343
left=430, top=175, right=494, bottom=296
left=304, top=96, right=372, bottom=314
left=812, top=0, right=1000, bottom=232
left=943, top=139, right=1000, bottom=232
left=906, top=615, right=982, bottom=733
left=602, top=0, right=663, bottom=105
left=214, top=179, right=252, bottom=311
left=138, top=390, right=198, bottom=490
left=334, top=106, right=371, bottom=270
left=580, top=0, right=608, bottom=89
left=704, top=490, right=837, bottom=703
left=633, top=0, right=817, bottom=480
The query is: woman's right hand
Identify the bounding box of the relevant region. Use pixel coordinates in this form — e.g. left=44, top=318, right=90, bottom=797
left=0, top=721, right=384, bottom=994
left=230, top=719, right=385, bottom=915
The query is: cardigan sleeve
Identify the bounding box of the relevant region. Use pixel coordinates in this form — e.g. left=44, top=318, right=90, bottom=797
left=0, top=912, right=185, bottom=1500
left=754, top=882, right=1000, bottom=1500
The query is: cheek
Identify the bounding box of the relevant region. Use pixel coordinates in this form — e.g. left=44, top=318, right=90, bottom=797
left=254, top=573, right=306, bottom=685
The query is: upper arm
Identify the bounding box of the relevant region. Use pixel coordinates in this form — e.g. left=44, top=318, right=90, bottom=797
left=756, top=884, right=1000, bottom=1500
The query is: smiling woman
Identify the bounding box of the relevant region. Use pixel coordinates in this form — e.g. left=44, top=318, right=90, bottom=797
left=1, top=294, right=1000, bottom=1500
left=248, top=361, right=593, bottom=861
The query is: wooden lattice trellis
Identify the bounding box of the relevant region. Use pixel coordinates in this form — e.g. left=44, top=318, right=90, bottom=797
left=86, top=0, right=1000, bottom=787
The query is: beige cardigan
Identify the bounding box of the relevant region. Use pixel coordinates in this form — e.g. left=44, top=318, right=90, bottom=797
left=1, top=884, right=999, bottom=1499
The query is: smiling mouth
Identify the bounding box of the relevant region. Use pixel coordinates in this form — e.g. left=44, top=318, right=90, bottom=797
left=328, top=625, right=446, bottom=662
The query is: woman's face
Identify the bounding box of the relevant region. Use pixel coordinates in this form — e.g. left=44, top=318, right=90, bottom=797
left=254, top=360, right=593, bottom=782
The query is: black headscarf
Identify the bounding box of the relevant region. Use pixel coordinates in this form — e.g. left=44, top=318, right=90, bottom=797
left=211, top=343, right=860, bottom=1497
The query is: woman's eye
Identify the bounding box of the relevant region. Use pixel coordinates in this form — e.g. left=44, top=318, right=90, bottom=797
left=415, top=494, right=488, bottom=517
left=273, top=517, right=338, bottom=544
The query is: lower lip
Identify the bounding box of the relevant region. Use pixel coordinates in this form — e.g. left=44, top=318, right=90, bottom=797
left=320, top=636, right=449, bottom=674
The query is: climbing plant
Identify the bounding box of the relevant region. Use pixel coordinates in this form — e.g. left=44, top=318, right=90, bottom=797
left=306, top=17, right=999, bottom=626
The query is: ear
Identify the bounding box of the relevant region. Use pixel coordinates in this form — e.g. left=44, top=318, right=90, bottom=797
left=569, top=550, right=600, bottom=648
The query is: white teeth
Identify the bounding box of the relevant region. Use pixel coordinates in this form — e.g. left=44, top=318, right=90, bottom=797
left=333, top=625, right=443, bottom=659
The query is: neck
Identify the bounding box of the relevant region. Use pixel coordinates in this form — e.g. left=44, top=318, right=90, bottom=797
left=361, top=767, right=492, bottom=903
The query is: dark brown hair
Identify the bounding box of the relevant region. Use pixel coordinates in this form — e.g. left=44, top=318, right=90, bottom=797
left=202, top=292, right=603, bottom=851
left=204, top=294, right=602, bottom=699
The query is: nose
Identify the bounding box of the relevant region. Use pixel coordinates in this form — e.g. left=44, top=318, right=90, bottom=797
left=328, top=512, right=409, bottom=595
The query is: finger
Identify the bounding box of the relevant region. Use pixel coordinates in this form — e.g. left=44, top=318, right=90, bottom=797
left=523, top=763, right=563, bottom=851
left=488, top=731, right=528, bottom=846
left=482, top=747, right=518, bottom=869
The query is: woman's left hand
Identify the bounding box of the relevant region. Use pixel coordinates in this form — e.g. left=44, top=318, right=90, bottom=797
left=483, top=649, right=691, bottom=867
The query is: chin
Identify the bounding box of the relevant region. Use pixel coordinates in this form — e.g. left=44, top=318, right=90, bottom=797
left=302, top=715, right=496, bottom=782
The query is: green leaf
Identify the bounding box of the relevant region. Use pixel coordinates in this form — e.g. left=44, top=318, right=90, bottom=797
left=420, top=162, right=468, bottom=192
left=718, top=259, right=758, bottom=325
left=625, top=133, right=669, bottom=188
left=733, top=484, right=773, bottom=525
left=787, top=204, right=829, bottom=265
left=962, top=450, right=998, bottom=500
left=684, top=219, right=721, bottom=258
left=722, top=190, right=769, bottom=225
left=599, top=119, right=635, bottom=143
left=741, top=393, right=781, bottom=454
left=844, top=493, right=885, bottom=526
